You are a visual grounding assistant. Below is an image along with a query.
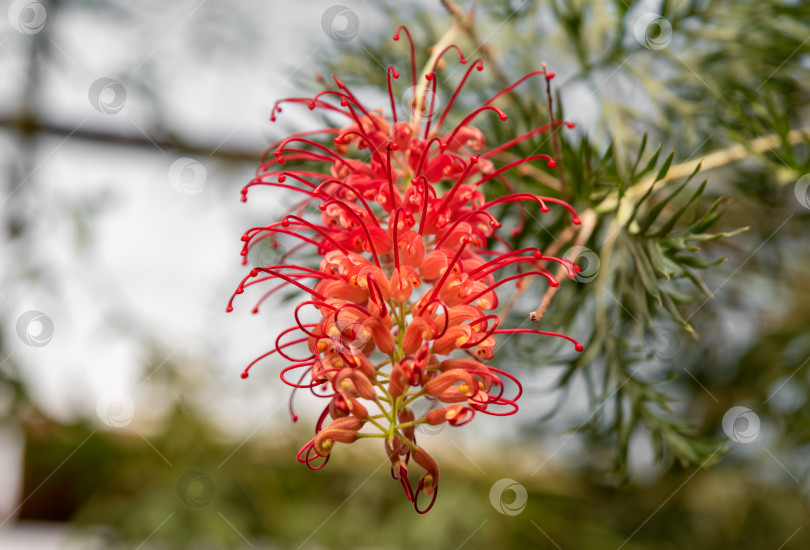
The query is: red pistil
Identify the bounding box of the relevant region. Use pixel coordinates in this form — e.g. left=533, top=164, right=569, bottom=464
left=391, top=208, right=407, bottom=269
left=433, top=209, right=499, bottom=249
left=313, top=179, right=380, bottom=226
left=419, top=240, right=469, bottom=315
left=319, top=199, right=381, bottom=265
left=423, top=73, right=438, bottom=139
left=412, top=175, right=431, bottom=235
left=261, top=128, right=342, bottom=160
left=331, top=74, right=384, bottom=133
left=430, top=44, right=466, bottom=74
left=393, top=26, right=417, bottom=88
left=271, top=97, right=349, bottom=122
left=465, top=248, right=543, bottom=278
left=412, top=136, right=447, bottom=178
left=282, top=215, right=360, bottom=261
left=463, top=270, right=559, bottom=307
left=387, top=65, right=400, bottom=123
left=274, top=137, right=353, bottom=169
left=227, top=268, right=327, bottom=313
left=444, top=105, right=508, bottom=147
left=240, top=336, right=308, bottom=379
left=494, top=328, right=584, bottom=352
left=482, top=192, right=550, bottom=214
left=483, top=121, right=574, bottom=159
left=437, top=154, right=479, bottom=212
left=437, top=59, right=484, bottom=130
left=386, top=142, right=399, bottom=210
left=335, top=130, right=386, bottom=165
left=484, top=69, right=554, bottom=107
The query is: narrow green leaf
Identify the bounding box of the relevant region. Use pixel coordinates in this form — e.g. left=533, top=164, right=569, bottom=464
left=661, top=292, right=695, bottom=337
left=627, top=239, right=662, bottom=307
left=654, top=180, right=707, bottom=237
left=631, top=133, right=649, bottom=175
left=674, top=255, right=726, bottom=269
left=687, top=197, right=726, bottom=234
left=654, top=150, right=676, bottom=183
left=626, top=148, right=664, bottom=225
left=638, top=178, right=691, bottom=234
left=636, top=144, right=663, bottom=181
left=644, top=240, right=670, bottom=279
left=681, top=266, right=715, bottom=297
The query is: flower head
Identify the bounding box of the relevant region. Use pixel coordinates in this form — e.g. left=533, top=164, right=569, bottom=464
left=229, top=27, right=583, bottom=513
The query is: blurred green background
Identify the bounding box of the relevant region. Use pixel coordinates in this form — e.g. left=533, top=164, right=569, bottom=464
left=1, top=0, right=809, bottom=548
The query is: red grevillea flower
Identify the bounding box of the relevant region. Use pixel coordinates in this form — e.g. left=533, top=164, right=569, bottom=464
left=228, top=27, right=583, bottom=513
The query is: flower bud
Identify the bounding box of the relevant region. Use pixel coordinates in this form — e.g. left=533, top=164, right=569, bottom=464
left=412, top=446, right=439, bottom=495
left=423, top=370, right=477, bottom=402
left=425, top=404, right=471, bottom=425
left=335, top=369, right=377, bottom=400
left=313, top=417, right=364, bottom=457
left=388, top=363, right=408, bottom=399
